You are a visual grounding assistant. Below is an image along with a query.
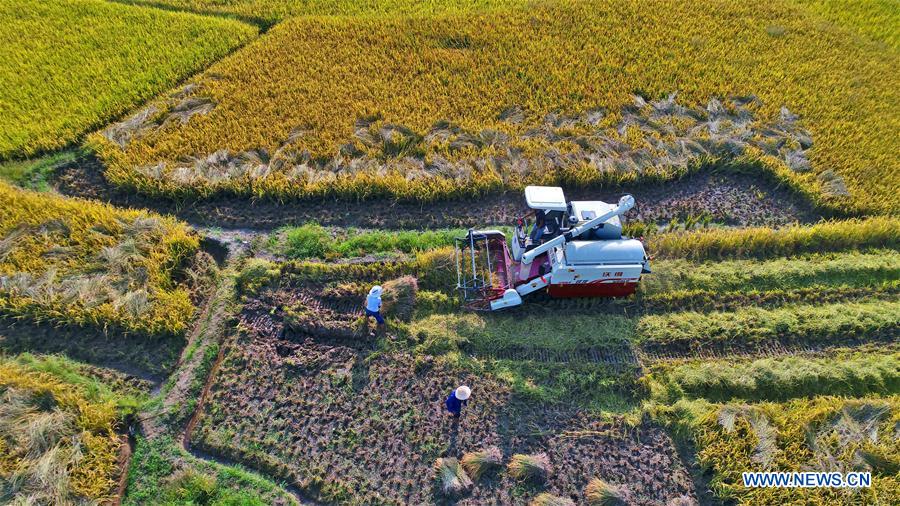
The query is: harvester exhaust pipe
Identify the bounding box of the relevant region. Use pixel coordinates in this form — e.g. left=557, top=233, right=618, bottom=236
left=521, top=194, right=635, bottom=264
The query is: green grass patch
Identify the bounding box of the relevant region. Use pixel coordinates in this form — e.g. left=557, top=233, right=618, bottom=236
left=396, top=312, right=639, bottom=412
left=0, top=150, right=80, bottom=191
left=473, top=358, right=640, bottom=413
left=274, top=222, right=476, bottom=260
left=124, top=435, right=294, bottom=505
left=6, top=352, right=149, bottom=414
left=642, top=249, right=900, bottom=302
left=405, top=312, right=634, bottom=355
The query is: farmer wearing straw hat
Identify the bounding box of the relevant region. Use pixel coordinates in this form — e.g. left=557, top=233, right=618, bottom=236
left=365, top=285, right=385, bottom=330
left=445, top=385, right=471, bottom=417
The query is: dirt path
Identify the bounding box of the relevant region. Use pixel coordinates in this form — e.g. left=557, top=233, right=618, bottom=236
left=130, top=259, right=316, bottom=505
left=55, top=155, right=822, bottom=231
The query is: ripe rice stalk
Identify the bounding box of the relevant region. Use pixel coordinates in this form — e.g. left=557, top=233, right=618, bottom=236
left=820, top=402, right=889, bottom=449
left=716, top=405, right=779, bottom=470
left=96, top=93, right=816, bottom=207
left=0, top=0, right=256, bottom=158
left=460, top=446, right=502, bottom=481
left=0, top=182, right=199, bottom=336
left=381, top=275, right=418, bottom=321
left=691, top=396, right=898, bottom=504
left=530, top=492, right=575, bottom=506
left=0, top=365, right=119, bottom=504
left=585, top=478, right=629, bottom=506
left=20, top=410, right=77, bottom=459
left=507, top=453, right=551, bottom=482
left=0, top=227, right=26, bottom=262
left=434, top=457, right=472, bottom=496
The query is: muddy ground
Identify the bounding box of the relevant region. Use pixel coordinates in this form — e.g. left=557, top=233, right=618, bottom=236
left=55, top=155, right=820, bottom=231
left=180, top=276, right=697, bottom=505
left=192, top=335, right=696, bottom=505
left=0, top=317, right=181, bottom=383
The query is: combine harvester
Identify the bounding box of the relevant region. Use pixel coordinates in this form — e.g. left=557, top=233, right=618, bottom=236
left=455, top=186, right=651, bottom=310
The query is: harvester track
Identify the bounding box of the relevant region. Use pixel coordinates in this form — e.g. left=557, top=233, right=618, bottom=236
left=468, top=344, right=639, bottom=370
left=496, top=285, right=899, bottom=316
left=639, top=332, right=899, bottom=363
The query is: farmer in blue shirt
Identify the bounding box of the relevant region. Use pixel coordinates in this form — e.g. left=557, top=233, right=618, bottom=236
left=445, top=385, right=471, bottom=417
left=365, top=285, right=385, bottom=329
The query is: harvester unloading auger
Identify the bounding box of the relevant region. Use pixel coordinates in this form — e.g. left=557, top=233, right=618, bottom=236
left=455, top=186, right=651, bottom=310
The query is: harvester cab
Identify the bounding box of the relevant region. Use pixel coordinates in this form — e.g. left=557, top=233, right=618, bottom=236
left=454, top=186, right=650, bottom=310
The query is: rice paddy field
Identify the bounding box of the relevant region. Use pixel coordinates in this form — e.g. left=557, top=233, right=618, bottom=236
left=90, top=0, right=900, bottom=213
left=0, top=0, right=898, bottom=504
left=0, top=0, right=257, bottom=159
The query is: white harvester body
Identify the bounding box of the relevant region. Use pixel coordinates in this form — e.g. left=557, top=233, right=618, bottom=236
left=455, top=186, right=650, bottom=310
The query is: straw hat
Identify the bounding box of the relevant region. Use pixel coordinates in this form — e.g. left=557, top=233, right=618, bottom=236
left=455, top=385, right=471, bottom=400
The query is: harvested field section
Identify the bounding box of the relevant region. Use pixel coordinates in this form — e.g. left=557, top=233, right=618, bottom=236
left=92, top=0, right=900, bottom=212
left=0, top=0, right=257, bottom=158
left=236, top=255, right=643, bottom=410
left=192, top=336, right=695, bottom=505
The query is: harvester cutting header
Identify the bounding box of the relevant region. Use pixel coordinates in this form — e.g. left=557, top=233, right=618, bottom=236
left=455, top=186, right=650, bottom=310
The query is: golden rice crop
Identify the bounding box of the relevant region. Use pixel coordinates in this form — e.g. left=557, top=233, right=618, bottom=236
left=687, top=396, right=899, bottom=504
left=128, top=0, right=523, bottom=23
left=90, top=0, right=899, bottom=212
left=0, top=0, right=257, bottom=159
left=0, top=359, right=122, bottom=503
left=0, top=182, right=199, bottom=336
left=794, top=0, right=900, bottom=50
left=648, top=216, right=900, bottom=260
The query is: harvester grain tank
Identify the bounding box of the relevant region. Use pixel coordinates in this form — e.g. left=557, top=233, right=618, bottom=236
left=455, top=186, right=650, bottom=310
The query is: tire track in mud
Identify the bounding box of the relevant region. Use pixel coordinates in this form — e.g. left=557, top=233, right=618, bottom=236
left=466, top=344, right=640, bottom=371
left=638, top=332, right=899, bottom=363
